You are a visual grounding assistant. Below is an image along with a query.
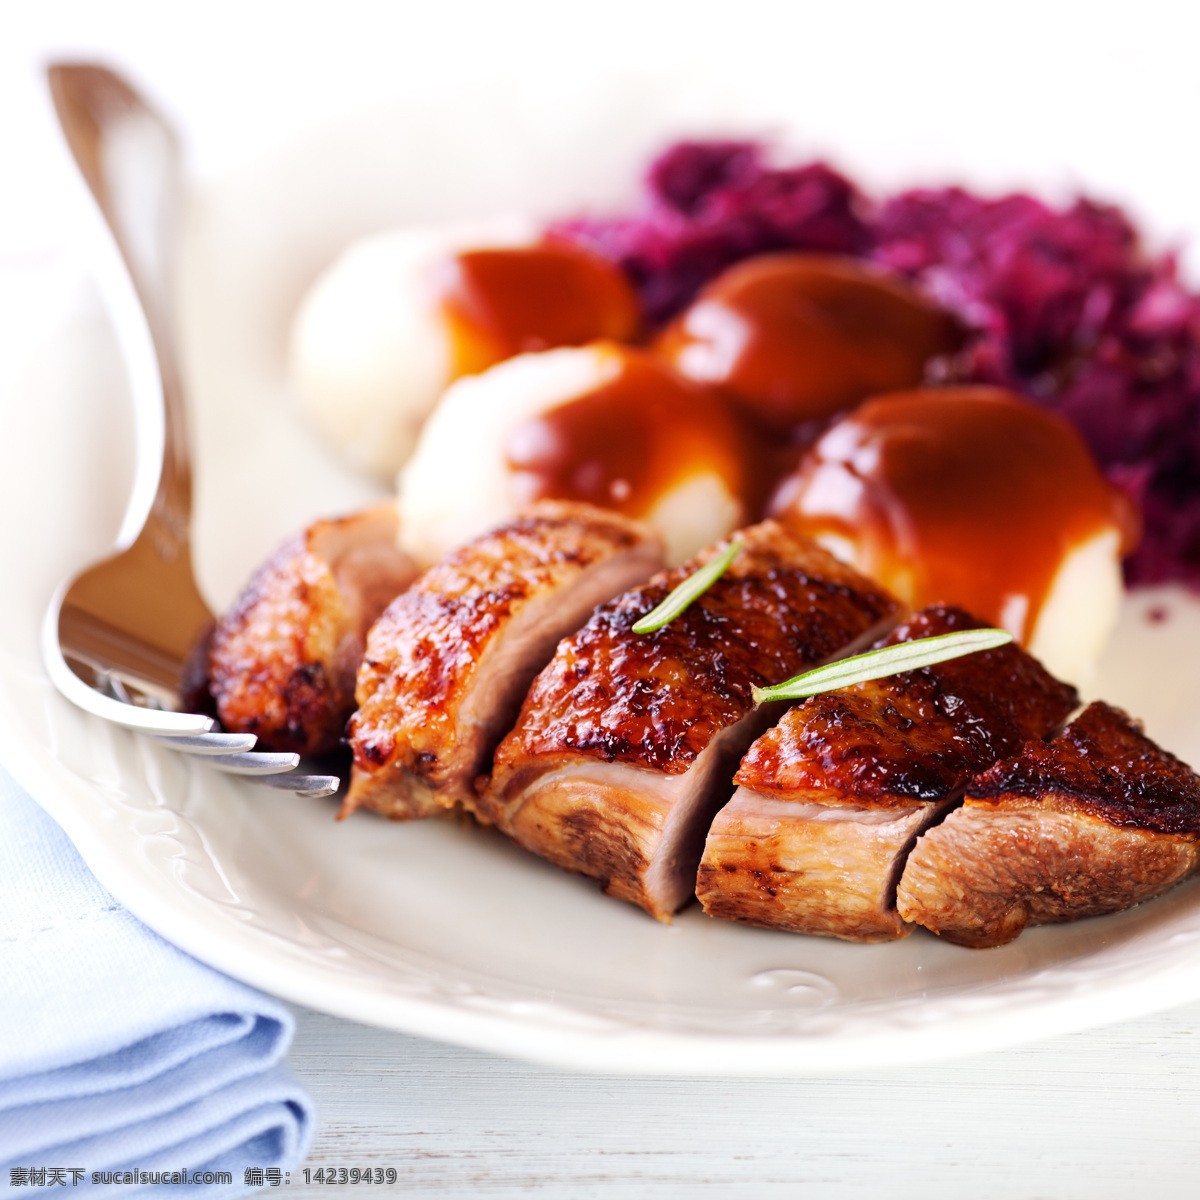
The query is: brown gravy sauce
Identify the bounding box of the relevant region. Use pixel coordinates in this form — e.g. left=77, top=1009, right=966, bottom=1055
left=655, top=253, right=963, bottom=434
left=438, top=242, right=640, bottom=378
left=773, top=387, right=1136, bottom=640
left=505, top=345, right=748, bottom=520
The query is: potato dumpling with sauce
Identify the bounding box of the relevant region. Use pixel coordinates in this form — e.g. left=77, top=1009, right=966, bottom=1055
left=772, top=387, right=1137, bottom=684
left=656, top=253, right=963, bottom=435
left=397, top=343, right=749, bottom=567
left=289, top=221, right=640, bottom=479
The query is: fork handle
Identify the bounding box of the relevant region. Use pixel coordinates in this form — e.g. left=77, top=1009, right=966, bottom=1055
left=47, top=64, right=193, bottom=557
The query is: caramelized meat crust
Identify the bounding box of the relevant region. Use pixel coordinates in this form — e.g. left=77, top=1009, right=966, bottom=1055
left=897, top=702, right=1200, bottom=948
left=490, top=521, right=899, bottom=782
left=735, top=606, right=1079, bottom=806
left=343, top=502, right=663, bottom=821
left=207, top=505, right=417, bottom=755
left=697, top=605, right=1078, bottom=942
left=481, top=521, right=900, bottom=921
left=968, top=700, right=1200, bottom=835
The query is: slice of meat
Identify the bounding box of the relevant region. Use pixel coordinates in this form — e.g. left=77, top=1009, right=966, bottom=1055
left=897, top=701, right=1200, bottom=948
left=343, top=502, right=663, bottom=821
left=697, top=606, right=1078, bottom=941
left=479, top=520, right=900, bottom=922
left=205, top=504, right=418, bottom=755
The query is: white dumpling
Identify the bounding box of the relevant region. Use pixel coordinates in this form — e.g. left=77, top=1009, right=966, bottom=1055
left=288, top=217, right=537, bottom=480
left=397, top=344, right=745, bottom=568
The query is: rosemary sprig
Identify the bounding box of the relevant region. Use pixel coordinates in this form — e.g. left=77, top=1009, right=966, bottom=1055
left=632, top=537, right=745, bottom=635
left=751, top=627, right=1013, bottom=704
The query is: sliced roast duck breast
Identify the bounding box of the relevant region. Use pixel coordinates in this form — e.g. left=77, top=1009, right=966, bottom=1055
left=343, top=502, right=664, bottom=821
left=479, top=520, right=901, bottom=922
left=897, top=700, right=1200, bottom=947
left=697, top=606, right=1078, bottom=942
left=202, top=504, right=419, bottom=756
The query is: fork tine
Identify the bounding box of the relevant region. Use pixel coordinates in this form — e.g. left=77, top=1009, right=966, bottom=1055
left=255, top=773, right=341, bottom=799
left=205, top=751, right=302, bottom=775
left=146, top=731, right=258, bottom=754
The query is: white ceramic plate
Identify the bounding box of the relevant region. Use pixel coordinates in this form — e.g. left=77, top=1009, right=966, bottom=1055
left=8, top=75, right=1200, bottom=1075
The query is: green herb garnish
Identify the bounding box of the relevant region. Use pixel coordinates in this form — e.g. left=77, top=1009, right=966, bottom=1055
left=632, top=537, right=745, bottom=635
left=751, top=627, right=1013, bottom=704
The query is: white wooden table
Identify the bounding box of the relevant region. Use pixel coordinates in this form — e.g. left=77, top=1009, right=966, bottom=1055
left=287, top=1001, right=1200, bottom=1197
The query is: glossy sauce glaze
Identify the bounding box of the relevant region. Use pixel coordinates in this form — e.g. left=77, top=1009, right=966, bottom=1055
left=438, top=241, right=640, bottom=377
left=505, top=344, right=749, bottom=524
left=655, top=253, right=963, bottom=435
left=773, top=387, right=1137, bottom=641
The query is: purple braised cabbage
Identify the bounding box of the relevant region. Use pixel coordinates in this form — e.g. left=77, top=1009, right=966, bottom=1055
left=551, top=140, right=1200, bottom=588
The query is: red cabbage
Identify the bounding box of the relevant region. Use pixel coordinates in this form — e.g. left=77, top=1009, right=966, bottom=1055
left=550, top=141, right=1200, bottom=589
left=554, top=141, right=870, bottom=326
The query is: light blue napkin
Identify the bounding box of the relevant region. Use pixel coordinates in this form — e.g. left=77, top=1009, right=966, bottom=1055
left=0, top=767, right=315, bottom=1196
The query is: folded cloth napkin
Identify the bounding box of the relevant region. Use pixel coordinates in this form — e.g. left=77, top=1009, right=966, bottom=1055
left=0, top=767, right=315, bottom=1196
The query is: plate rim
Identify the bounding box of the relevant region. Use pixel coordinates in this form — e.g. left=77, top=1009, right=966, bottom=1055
left=13, top=76, right=1200, bottom=1073
left=7, top=669, right=1200, bottom=1077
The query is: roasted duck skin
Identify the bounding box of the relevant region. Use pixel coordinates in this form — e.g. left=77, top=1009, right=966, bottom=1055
left=897, top=701, right=1200, bottom=948
left=343, top=502, right=663, bottom=821
left=205, top=505, right=418, bottom=756
left=481, top=520, right=900, bottom=922
left=697, top=606, right=1078, bottom=941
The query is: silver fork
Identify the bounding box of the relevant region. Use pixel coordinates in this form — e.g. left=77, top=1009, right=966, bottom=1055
left=40, top=63, right=338, bottom=799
